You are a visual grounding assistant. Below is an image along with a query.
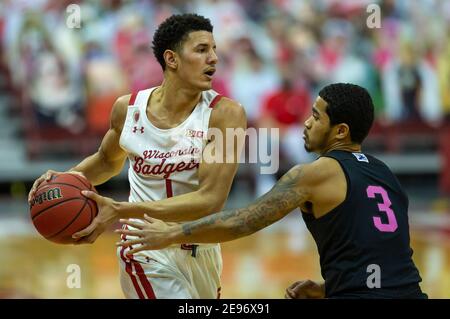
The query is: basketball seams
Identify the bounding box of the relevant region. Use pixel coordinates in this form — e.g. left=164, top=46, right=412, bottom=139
left=72, top=198, right=96, bottom=237
left=47, top=198, right=89, bottom=239
left=70, top=174, right=92, bottom=190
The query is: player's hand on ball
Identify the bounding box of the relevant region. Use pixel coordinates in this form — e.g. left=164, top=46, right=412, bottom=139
left=72, top=191, right=118, bottom=244
left=28, top=170, right=86, bottom=204
left=116, top=215, right=175, bottom=254
left=285, top=280, right=325, bottom=299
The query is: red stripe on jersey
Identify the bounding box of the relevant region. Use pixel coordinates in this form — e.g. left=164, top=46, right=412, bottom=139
left=121, top=225, right=127, bottom=241
left=132, top=261, right=157, bottom=299
left=165, top=179, right=173, bottom=198
left=119, top=246, right=145, bottom=299
left=209, top=94, right=222, bottom=108
left=129, top=92, right=138, bottom=106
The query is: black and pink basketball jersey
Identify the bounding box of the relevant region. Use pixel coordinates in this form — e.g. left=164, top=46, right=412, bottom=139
left=302, top=150, right=426, bottom=298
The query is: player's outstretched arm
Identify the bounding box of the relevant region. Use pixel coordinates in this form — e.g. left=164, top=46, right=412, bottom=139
left=115, top=98, right=247, bottom=222
left=116, top=164, right=312, bottom=252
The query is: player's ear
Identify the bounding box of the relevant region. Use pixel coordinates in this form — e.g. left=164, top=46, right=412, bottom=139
left=336, top=123, right=350, bottom=140
left=164, top=50, right=178, bottom=70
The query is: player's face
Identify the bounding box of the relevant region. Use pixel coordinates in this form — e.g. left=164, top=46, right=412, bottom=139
left=303, top=97, right=333, bottom=154
left=176, top=31, right=218, bottom=91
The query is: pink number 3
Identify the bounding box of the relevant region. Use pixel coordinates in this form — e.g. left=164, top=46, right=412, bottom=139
left=366, top=186, right=398, bottom=232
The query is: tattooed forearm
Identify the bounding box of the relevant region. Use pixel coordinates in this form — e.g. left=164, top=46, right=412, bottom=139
left=182, top=209, right=239, bottom=236
left=180, top=165, right=309, bottom=242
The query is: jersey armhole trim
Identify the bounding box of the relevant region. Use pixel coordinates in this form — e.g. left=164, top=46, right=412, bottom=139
left=129, top=92, right=138, bottom=106
left=209, top=94, right=222, bottom=108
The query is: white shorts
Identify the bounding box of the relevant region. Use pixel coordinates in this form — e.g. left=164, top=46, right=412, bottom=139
left=117, top=243, right=223, bottom=299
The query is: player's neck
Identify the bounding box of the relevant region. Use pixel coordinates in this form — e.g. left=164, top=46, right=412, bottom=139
left=320, top=141, right=361, bottom=155
left=155, top=79, right=203, bottom=114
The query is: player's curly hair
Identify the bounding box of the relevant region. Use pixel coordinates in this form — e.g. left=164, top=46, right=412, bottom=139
left=152, top=13, right=213, bottom=70
left=319, top=83, right=374, bottom=144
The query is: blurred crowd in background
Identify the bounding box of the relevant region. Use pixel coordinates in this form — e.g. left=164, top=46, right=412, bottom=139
left=0, top=0, right=450, bottom=127
left=0, top=0, right=450, bottom=193
left=1, top=0, right=450, bottom=125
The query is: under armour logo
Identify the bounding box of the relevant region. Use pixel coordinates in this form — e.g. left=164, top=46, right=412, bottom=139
left=145, top=256, right=157, bottom=263
left=133, top=126, right=144, bottom=134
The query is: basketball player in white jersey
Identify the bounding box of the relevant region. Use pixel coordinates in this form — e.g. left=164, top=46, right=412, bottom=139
left=28, top=14, right=246, bottom=299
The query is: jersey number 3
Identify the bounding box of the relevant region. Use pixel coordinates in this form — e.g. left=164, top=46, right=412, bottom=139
left=366, top=186, right=398, bottom=232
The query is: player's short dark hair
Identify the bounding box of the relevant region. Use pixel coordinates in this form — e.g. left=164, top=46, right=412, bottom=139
left=319, top=83, right=374, bottom=144
left=152, top=13, right=213, bottom=70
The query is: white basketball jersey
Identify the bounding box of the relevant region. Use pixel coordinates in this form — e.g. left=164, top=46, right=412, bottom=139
left=119, top=87, right=221, bottom=249
left=120, top=87, right=221, bottom=202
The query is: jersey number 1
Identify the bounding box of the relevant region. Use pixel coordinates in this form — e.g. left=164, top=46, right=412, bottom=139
left=165, top=179, right=173, bottom=198
left=366, top=186, right=398, bottom=232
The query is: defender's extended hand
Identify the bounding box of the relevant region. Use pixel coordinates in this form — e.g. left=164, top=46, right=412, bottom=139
left=285, top=280, right=325, bottom=299
left=72, top=191, right=118, bottom=244
left=116, top=215, right=176, bottom=254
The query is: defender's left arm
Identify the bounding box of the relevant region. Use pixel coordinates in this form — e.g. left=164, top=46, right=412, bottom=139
left=117, top=164, right=312, bottom=252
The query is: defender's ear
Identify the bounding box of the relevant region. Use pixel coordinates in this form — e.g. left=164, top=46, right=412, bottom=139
left=336, top=123, right=350, bottom=140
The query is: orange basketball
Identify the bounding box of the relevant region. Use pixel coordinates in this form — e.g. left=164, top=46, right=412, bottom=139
left=29, top=173, right=98, bottom=244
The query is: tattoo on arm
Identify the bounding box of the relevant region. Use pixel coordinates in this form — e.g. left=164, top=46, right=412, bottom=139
left=181, top=166, right=308, bottom=240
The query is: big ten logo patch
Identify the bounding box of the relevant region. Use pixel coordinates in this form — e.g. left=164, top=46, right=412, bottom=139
left=185, top=129, right=204, bottom=138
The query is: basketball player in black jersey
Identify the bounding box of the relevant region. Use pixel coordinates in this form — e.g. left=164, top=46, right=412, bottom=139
left=116, top=83, right=427, bottom=299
